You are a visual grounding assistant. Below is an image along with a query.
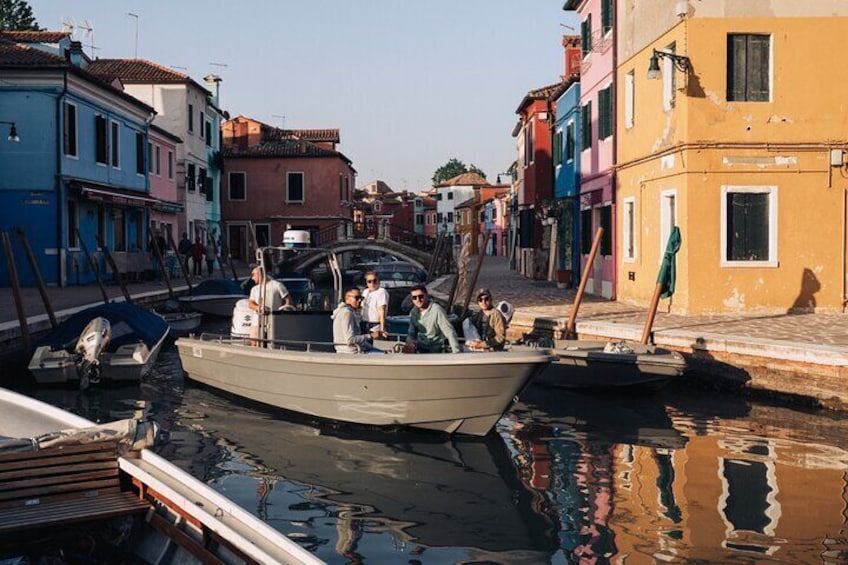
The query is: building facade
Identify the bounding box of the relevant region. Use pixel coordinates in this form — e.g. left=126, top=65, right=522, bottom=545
left=616, top=0, right=848, bottom=314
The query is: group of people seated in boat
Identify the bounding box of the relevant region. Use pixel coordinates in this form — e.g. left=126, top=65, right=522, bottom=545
left=330, top=271, right=506, bottom=354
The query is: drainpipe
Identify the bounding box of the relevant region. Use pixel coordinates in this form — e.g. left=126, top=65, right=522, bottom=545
left=843, top=181, right=847, bottom=311
left=57, top=71, right=69, bottom=287
left=610, top=0, right=618, bottom=300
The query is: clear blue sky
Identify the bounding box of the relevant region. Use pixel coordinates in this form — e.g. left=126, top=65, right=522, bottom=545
left=31, top=1, right=576, bottom=192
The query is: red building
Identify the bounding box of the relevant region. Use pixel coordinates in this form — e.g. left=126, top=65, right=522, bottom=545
left=220, top=116, right=355, bottom=260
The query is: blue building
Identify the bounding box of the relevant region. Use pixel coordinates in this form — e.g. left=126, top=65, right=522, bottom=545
left=553, top=77, right=581, bottom=285
left=0, top=32, right=155, bottom=287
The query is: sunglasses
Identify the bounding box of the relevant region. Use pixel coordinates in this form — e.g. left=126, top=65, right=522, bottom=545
left=477, top=296, right=491, bottom=303
left=366, top=279, right=378, bottom=284
left=411, top=294, right=426, bottom=301
left=348, top=295, right=363, bottom=301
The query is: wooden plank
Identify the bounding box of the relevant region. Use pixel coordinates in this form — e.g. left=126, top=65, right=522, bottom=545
left=0, top=492, right=149, bottom=533
left=0, top=486, right=122, bottom=510
left=0, top=442, right=116, bottom=464
left=0, top=460, right=117, bottom=483
left=0, top=475, right=120, bottom=502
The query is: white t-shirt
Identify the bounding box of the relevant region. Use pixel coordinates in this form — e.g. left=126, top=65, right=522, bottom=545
left=361, top=286, right=388, bottom=324
left=249, top=279, right=290, bottom=312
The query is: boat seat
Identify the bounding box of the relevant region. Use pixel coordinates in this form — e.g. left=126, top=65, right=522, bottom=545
left=0, top=440, right=150, bottom=534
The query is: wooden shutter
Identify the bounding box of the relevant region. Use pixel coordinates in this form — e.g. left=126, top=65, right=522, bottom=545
left=95, top=115, right=107, bottom=164
left=581, top=101, right=592, bottom=150
left=747, top=35, right=770, bottom=101
left=602, top=0, right=613, bottom=34
left=600, top=205, right=612, bottom=256
left=727, top=35, right=748, bottom=101
left=727, top=192, right=769, bottom=261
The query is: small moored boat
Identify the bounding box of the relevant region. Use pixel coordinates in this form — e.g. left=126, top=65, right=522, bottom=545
left=0, top=387, right=322, bottom=564
left=178, top=278, right=247, bottom=317
left=28, top=302, right=169, bottom=386
left=526, top=339, right=686, bottom=391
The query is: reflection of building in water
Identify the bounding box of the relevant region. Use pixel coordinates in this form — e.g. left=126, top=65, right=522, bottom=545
left=506, top=406, right=848, bottom=564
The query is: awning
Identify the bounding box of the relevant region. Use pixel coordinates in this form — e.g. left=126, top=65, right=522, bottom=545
left=153, top=199, right=184, bottom=214
left=69, top=181, right=159, bottom=208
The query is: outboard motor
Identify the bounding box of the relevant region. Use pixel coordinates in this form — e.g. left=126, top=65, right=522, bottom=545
left=496, top=301, right=515, bottom=325
left=74, top=317, right=111, bottom=389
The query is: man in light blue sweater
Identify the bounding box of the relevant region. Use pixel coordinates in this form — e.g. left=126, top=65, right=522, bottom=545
left=404, top=285, right=461, bottom=353
left=332, top=287, right=382, bottom=353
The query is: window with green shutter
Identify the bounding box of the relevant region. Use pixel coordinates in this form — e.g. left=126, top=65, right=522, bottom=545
left=580, top=209, right=592, bottom=254
left=566, top=122, right=575, bottom=161
left=726, top=192, right=769, bottom=261
left=581, top=101, right=592, bottom=151
left=598, top=86, right=613, bottom=140
left=602, top=0, right=613, bottom=34
left=553, top=129, right=563, bottom=167
left=600, top=205, right=612, bottom=256
left=581, top=15, right=592, bottom=56
left=727, top=34, right=770, bottom=102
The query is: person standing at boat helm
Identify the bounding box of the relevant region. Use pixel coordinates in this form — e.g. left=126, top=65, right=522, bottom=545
left=404, top=285, right=461, bottom=354
left=332, top=286, right=384, bottom=353
left=248, top=266, right=291, bottom=342
left=463, top=288, right=507, bottom=351
left=361, top=271, right=389, bottom=337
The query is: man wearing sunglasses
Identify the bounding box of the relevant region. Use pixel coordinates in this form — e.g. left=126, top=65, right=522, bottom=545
left=404, top=285, right=461, bottom=354
left=361, top=271, right=388, bottom=337
left=464, top=288, right=506, bottom=351
left=332, top=286, right=383, bottom=353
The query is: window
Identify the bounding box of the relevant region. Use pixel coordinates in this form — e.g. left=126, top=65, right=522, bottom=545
left=155, top=145, right=161, bottom=175
left=135, top=132, right=145, bottom=174
left=436, top=212, right=443, bottom=224
left=255, top=224, right=270, bottom=247
left=581, top=101, right=592, bottom=151
left=188, top=104, right=194, bottom=132
left=447, top=192, right=453, bottom=200
left=286, top=172, right=304, bottom=203
left=199, top=111, right=205, bottom=138
left=660, top=189, right=677, bottom=259
left=598, top=85, right=613, bottom=140
left=63, top=102, right=77, bottom=157
left=187, top=163, right=196, bottom=191
left=553, top=128, right=563, bottom=167
left=67, top=200, right=78, bottom=248
left=114, top=208, right=126, bottom=251
left=600, top=205, right=612, bottom=256
left=229, top=172, right=246, bottom=200
left=721, top=185, right=777, bottom=266
left=581, top=15, right=592, bottom=57
left=519, top=208, right=534, bottom=248
left=205, top=120, right=212, bottom=147
left=602, top=0, right=613, bottom=34
left=198, top=167, right=207, bottom=193
left=566, top=122, right=575, bottom=161
left=624, top=71, right=635, bottom=129
left=727, top=34, right=770, bottom=102
left=663, top=42, right=677, bottom=111
left=415, top=214, right=424, bottom=226
left=435, top=193, right=442, bottom=201
left=167, top=151, right=174, bottom=179
left=205, top=175, right=214, bottom=202
left=623, top=197, right=636, bottom=261
left=339, top=174, right=344, bottom=200
left=525, top=120, right=535, bottom=165
left=110, top=121, right=120, bottom=167
left=447, top=212, right=454, bottom=224
left=95, top=115, right=107, bottom=164
left=148, top=142, right=153, bottom=173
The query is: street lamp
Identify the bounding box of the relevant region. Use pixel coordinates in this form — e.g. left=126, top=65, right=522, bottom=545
left=0, top=121, right=19, bottom=142
left=647, top=49, right=691, bottom=80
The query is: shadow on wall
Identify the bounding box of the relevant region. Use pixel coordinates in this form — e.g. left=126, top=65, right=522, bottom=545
left=788, top=268, right=820, bottom=314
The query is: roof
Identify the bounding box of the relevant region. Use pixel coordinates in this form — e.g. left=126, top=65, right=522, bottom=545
left=515, top=80, right=569, bottom=113
left=86, top=58, right=212, bottom=96
left=436, top=172, right=488, bottom=187
left=0, top=38, right=154, bottom=114
left=223, top=138, right=352, bottom=164
left=263, top=126, right=340, bottom=144
left=149, top=123, right=182, bottom=144
left=0, top=30, right=70, bottom=43
left=454, top=196, right=477, bottom=209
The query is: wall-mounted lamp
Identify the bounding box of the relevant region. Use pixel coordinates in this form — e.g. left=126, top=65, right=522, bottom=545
left=496, top=172, right=514, bottom=184
left=0, top=121, right=19, bottom=142
left=647, top=49, right=691, bottom=80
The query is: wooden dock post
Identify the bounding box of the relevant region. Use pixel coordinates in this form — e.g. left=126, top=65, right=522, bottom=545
left=1, top=232, right=31, bottom=351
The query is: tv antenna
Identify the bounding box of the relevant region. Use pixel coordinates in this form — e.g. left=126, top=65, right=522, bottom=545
left=126, top=13, right=139, bottom=58
left=272, top=114, right=286, bottom=129
left=77, top=19, right=96, bottom=57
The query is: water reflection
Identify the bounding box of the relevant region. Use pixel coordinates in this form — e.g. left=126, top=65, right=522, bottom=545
left=15, top=343, right=848, bottom=565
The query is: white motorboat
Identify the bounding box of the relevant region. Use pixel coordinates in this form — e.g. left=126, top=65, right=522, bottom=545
left=522, top=339, right=687, bottom=391
left=177, top=330, right=553, bottom=436
left=178, top=278, right=247, bottom=317
left=0, top=387, right=322, bottom=564
left=28, top=303, right=169, bottom=386
left=156, top=309, right=203, bottom=337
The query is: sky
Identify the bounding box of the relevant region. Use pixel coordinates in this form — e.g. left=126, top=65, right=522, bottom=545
left=30, top=1, right=577, bottom=193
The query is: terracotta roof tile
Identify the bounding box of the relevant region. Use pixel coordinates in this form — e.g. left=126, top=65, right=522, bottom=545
left=86, top=58, right=191, bottom=84
left=516, top=80, right=569, bottom=113
left=263, top=126, right=340, bottom=143
left=223, top=138, right=351, bottom=163
left=0, top=36, right=66, bottom=66
left=0, top=30, right=71, bottom=43
left=436, top=172, right=488, bottom=187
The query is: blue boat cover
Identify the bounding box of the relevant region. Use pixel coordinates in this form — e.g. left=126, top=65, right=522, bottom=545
left=36, top=303, right=169, bottom=352
left=189, top=279, right=246, bottom=297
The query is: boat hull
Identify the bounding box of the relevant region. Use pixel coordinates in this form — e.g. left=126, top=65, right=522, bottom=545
left=28, top=332, right=167, bottom=384
left=528, top=340, right=686, bottom=390
left=176, top=336, right=554, bottom=436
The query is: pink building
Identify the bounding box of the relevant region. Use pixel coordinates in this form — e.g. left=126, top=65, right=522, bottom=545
left=567, top=0, right=616, bottom=299
left=148, top=124, right=181, bottom=244
left=221, top=116, right=355, bottom=261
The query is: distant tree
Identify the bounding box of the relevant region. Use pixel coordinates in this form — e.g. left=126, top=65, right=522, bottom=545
left=0, top=0, right=41, bottom=31
left=431, top=158, right=487, bottom=185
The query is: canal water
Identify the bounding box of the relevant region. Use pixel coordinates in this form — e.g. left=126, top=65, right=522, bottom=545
left=15, top=343, right=848, bottom=564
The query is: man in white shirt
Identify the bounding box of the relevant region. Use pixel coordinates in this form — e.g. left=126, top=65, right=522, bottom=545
left=247, top=266, right=291, bottom=343
left=361, top=271, right=389, bottom=337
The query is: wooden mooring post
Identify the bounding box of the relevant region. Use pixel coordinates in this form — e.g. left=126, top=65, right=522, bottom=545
left=1, top=232, right=31, bottom=351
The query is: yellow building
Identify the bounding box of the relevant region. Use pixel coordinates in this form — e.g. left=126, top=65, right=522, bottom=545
left=616, top=1, right=848, bottom=314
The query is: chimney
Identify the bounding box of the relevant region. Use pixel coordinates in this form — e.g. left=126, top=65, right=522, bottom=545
left=65, top=41, right=86, bottom=68
left=562, top=35, right=582, bottom=79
